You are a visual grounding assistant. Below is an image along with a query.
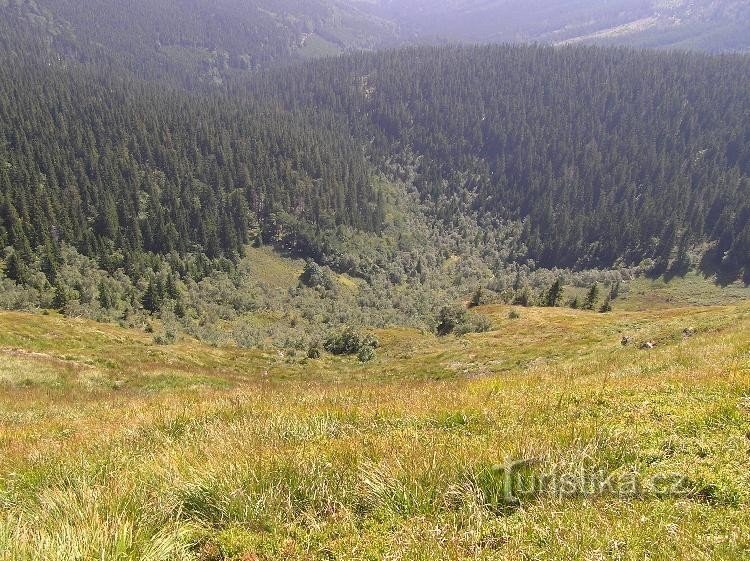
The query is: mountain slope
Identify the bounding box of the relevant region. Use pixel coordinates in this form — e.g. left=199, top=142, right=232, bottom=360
left=1, top=0, right=747, bottom=91
left=0, top=0, right=399, bottom=85
left=0, top=52, right=384, bottom=268
left=1, top=300, right=749, bottom=556
left=253, top=44, right=750, bottom=275
left=2, top=42, right=749, bottom=285
left=367, top=0, right=750, bottom=53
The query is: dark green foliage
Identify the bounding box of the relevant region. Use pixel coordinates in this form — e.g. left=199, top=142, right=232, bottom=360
left=544, top=279, right=563, bottom=307
left=0, top=50, right=381, bottom=278
left=599, top=295, right=613, bottom=314
left=323, top=326, right=379, bottom=358
left=609, top=281, right=621, bottom=301
left=142, top=279, right=164, bottom=313
left=174, top=298, right=187, bottom=319
left=0, top=14, right=747, bottom=355
left=583, top=284, right=600, bottom=311
left=165, top=274, right=180, bottom=301
left=463, top=313, right=492, bottom=335
left=255, top=44, right=750, bottom=277
left=357, top=345, right=376, bottom=363
left=668, top=252, right=691, bottom=278
left=3, top=252, right=25, bottom=283
left=436, top=305, right=492, bottom=336
left=300, top=261, right=335, bottom=291
left=468, top=286, right=483, bottom=309
left=1, top=38, right=748, bottom=295
left=726, top=224, right=750, bottom=279
left=52, top=282, right=70, bottom=311
left=307, top=344, right=322, bottom=360
left=40, top=246, right=60, bottom=284
left=154, top=327, right=177, bottom=346
left=1, top=0, right=747, bottom=98
left=436, top=305, right=467, bottom=336
left=513, top=288, right=532, bottom=307
left=98, top=281, right=116, bottom=310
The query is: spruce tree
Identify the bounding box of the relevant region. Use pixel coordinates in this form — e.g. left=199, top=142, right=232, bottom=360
left=98, top=281, right=115, bottom=310
left=583, top=283, right=599, bottom=310
left=52, top=282, right=69, bottom=311
left=166, top=273, right=179, bottom=300
left=142, top=279, right=163, bottom=313
left=545, top=278, right=563, bottom=307
left=469, top=286, right=483, bottom=308
left=4, top=251, right=25, bottom=283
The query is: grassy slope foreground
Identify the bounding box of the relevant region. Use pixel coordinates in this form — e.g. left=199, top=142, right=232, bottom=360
left=0, top=297, right=749, bottom=559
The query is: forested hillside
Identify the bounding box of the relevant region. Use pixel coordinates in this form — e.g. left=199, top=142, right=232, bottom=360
left=1, top=40, right=748, bottom=285
left=0, top=15, right=748, bottom=347
left=2, top=4, right=749, bottom=556
left=253, top=45, right=750, bottom=275
left=0, top=0, right=398, bottom=85
left=1, top=0, right=747, bottom=92
left=0, top=51, right=383, bottom=269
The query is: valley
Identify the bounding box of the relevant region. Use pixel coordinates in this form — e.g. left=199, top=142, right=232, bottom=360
left=0, top=1, right=748, bottom=558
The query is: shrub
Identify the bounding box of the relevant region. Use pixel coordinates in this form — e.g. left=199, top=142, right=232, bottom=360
left=232, top=322, right=263, bottom=348
left=455, top=312, right=492, bottom=335
left=324, top=326, right=378, bottom=358
left=324, top=326, right=362, bottom=355
left=154, top=322, right=178, bottom=345
left=436, top=305, right=466, bottom=336
left=436, top=305, right=492, bottom=336
left=300, top=260, right=335, bottom=291
left=357, top=345, right=376, bottom=362
left=307, top=344, right=322, bottom=359
left=469, top=286, right=483, bottom=308
left=512, top=288, right=531, bottom=307
left=470, top=286, right=500, bottom=308
left=362, top=333, right=380, bottom=349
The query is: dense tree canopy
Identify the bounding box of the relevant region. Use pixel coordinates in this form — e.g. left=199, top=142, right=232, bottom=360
left=252, top=45, right=750, bottom=275
left=0, top=51, right=383, bottom=269
left=0, top=29, right=748, bottom=289
left=0, top=0, right=398, bottom=86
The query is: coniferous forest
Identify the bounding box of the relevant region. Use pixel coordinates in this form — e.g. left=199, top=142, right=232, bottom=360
left=0, top=56, right=381, bottom=262
left=252, top=46, right=750, bottom=272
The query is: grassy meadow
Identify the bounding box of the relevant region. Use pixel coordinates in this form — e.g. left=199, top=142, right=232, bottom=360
left=0, top=287, right=749, bottom=559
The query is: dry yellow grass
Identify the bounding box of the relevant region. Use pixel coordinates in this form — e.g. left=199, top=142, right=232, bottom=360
left=0, top=301, right=748, bottom=559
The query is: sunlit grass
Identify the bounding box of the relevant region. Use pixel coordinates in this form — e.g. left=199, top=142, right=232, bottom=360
left=615, top=272, right=750, bottom=310
left=0, top=300, right=748, bottom=559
